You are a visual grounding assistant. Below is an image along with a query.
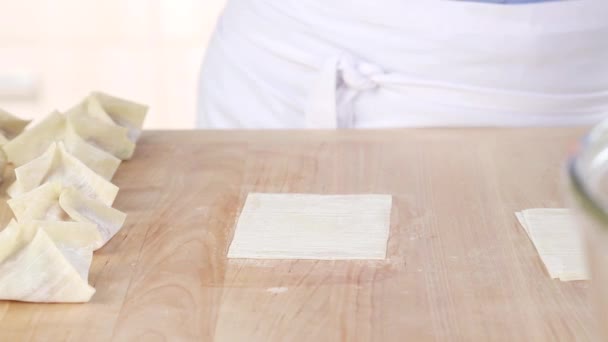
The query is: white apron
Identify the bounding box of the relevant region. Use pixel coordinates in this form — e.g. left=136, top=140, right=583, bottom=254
left=197, top=0, right=608, bottom=129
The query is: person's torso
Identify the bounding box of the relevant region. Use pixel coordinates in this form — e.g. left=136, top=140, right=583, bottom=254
left=199, top=0, right=608, bottom=128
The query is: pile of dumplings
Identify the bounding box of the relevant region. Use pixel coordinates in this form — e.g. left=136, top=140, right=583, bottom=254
left=0, top=92, right=147, bottom=303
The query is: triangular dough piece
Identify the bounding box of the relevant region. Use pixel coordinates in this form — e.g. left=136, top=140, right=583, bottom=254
left=63, top=125, right=121, bottom=180
left=8, top=142, right=118, bottom=205
left=0, top=109, right=30, bottom=144
left=0, top=220, right=96, bottom=303
left=66, top=110, right=135, bottom=160
left=2, top=111, right=66, bottom=167
left=8, top=182, right=126, bottom=248
left=89, top=92, right=148, bottom=142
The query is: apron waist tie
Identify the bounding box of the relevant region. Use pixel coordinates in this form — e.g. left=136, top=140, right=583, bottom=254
left=305, top=52, right=608, bottom=129
left=305, top=53, right=384, bottom=129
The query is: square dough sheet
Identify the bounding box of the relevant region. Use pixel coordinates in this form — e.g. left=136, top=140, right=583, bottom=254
left=516, top=208, right=589, bottom=281
left=228, top=193, right=393, bottom=260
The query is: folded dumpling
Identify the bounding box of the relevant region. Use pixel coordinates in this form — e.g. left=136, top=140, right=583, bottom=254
left=8, top=182, right=71, bottom=222
left=0, top=147, right=6, bottom=184
left=7, top=142, right=119, bottom=205
left=0, top=109, right=30, bottom=183
left=2, top=112, right=122, bottom=179
left=64, top=91, right=147, bottom=160
left=8, top=182, right=126, bottom=248
left=0, top=109, right=30, bottom=145
left=66, top=110, right=136, bottom=160
left=30, top=220, right=101, bottom=280
left=59, top=187, right=127, bottom=247
left=2, top=111, right=66, bottom=167
left=89, top=92, right=147, bottom=142
left=63, top=125, right=121, bottom=180
left=65, top=95, right=114, bottom=125
left=0, top=220, right=98, bottom=303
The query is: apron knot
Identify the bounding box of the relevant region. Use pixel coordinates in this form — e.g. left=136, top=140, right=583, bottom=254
left=338, top=55, right=383, bottom=90
left=305, top=53, right=385, bottom=129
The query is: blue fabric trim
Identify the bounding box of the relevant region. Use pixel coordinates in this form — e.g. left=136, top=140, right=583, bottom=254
left=462, top=0, right=559, bottom=3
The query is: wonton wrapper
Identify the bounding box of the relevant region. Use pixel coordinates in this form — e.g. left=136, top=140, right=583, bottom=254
left=67, top=92, right=147, bottom=143
left=64, top=125, right=122, bottom=180
left=0, top=220, right=98, bottom=303
left=2, top=111, right=66, bottom=167
left=7, top=142, right=119, bottom=205
left=8, top=182, right=126, bottom=248
left=1, top=111, right=122, bottom=179
left=89, top=92, right=147, bottom=142
left=8, top=182, right=70, bottom=222
left=66, top=110, right=136, bottom=160
left=0, top=148, right=5, bottom=184
left=0, top=109, right=30, bottom=145
left=60, top=187, right=127, bottom=247
left=516, top=209, right=588, bottom=281
left=0, top=109, right=29, bottom=183
left=65, top=91, right=147, bottom=160
left=30, top=220, right=101, bottom=280
left=228, top=193, right=392, bottom=260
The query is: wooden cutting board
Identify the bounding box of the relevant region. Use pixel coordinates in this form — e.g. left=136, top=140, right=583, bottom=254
left=0, top=128, right=594, bottom=341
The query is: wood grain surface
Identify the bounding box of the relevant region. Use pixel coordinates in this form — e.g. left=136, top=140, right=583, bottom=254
left=0, top=128, right=595, bottom=341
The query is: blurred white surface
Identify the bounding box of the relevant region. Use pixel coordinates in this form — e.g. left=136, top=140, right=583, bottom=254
left=0, top=71, right=39, bottom=100
left=0, top=0, right=226, bottom=129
